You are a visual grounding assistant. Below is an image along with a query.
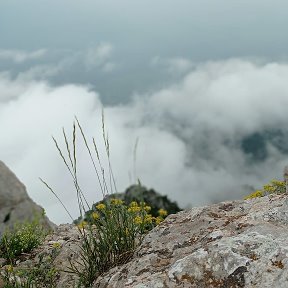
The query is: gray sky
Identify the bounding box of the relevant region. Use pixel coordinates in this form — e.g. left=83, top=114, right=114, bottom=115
left=1, top=1, right=288, bottom=223
left=2, top=0, right=288, bottom=103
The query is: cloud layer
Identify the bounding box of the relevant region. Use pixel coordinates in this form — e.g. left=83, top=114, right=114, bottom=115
left=1, top=59, right=288, bottom=224
left=0, top=49, right=47, bottom=63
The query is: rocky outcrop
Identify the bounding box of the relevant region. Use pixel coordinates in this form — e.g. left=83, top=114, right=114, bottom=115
left=0, top=160, right=54, bottom=236
left=95, top=193, right=288, bottom=287
left=3, top=192, right=288, bottom=287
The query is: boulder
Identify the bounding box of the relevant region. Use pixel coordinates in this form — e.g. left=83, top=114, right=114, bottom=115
left=95, top=193, right=288, bottom=287
left=0, top=160, right=54, bottom=237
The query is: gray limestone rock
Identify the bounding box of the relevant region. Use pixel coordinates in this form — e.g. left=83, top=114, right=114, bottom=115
left=94, top=194, right=288, bottom=287
left=0, top=160, right=54, bottom=237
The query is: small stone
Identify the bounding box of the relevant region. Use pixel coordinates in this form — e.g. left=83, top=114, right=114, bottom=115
left=0, top=276, right=5, bottom=288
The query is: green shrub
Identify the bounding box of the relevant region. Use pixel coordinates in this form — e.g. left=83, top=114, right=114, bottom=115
left=244, top=179, right=286, bottom=200
left=0, top=216, right=48, bottom=264
left=1, top=244, right=60, bottom=288
left=70, top=199, right=167, bottom=287
left=41, top=115, right=171, bottom=287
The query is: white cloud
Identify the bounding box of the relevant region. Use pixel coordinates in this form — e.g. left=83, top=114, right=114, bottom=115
left=84, top=43, right=114, bottom=71
left=0, top=45, right=116, bottom=82
left=0, top=49, right=47, bottom=63
left=16, top=64, right=64, bottom=82
left=166, top=58, right=194, bottom=74
left=1, top=59, right=288, bottom=224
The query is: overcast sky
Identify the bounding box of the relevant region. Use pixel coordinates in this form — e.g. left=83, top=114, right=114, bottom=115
left=1, top=1, right=288, bottom=224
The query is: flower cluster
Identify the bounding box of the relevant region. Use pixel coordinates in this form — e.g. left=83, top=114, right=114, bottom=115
left=77, top=199, right=168, bottom=233
left=74, top=197, right=170, bottom=286
left=126, top=200, right=168, bottom=230
left=95, top=203, right=106, bottom=210
left=244, top=179, right=286, bottom=200
left=110, top=198, right=123, bottom=206
left=244, top=190, right=264, bottom=200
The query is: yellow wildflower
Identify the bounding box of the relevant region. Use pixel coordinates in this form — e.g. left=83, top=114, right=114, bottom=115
left=92, top=212, right=100, bottom=220
left=96, top=203, right=106, bottom=210
left=158, top=208, right=168, bottom=217
left=144, top=214, right=153, bottom=224
left=130, top=201, right=139, bottom=207
left=52, top=242, right=61, bottom=249
left=111, top=198, right=123, bottom=205
left=127, top=206, right=141, bottom=213
left=271, top=179, right=285, bottom=186
left=77, top=221, right=87, bottom=229
left=263, top=184, right=275, bottom=193
left=134, top=216, right=143, bottom=225
left=144, top=205, right=151, bottom=212
left=244, top=190, right=264, bottom=200
left=245, top=178, right=286, bottom=200
left=6, top=265, right=13, bottom=273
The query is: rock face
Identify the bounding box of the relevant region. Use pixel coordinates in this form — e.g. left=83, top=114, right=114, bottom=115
left=0, top=160, right=54, bottom=236
left=3, top=192, right=288, bottom=287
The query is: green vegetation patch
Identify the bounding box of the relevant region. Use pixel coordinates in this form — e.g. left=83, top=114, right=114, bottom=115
left=244, top=179, right=286, bottom=200
left=0, top=215, right=48, bottom=264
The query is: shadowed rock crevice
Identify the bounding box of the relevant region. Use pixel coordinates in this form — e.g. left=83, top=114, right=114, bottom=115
left=3, top=211, right=11, bottom=223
